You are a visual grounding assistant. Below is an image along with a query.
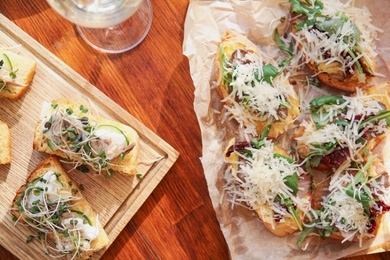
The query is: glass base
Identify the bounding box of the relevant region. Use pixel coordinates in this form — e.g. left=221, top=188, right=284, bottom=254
left=77, top=0, right=152, bottom=54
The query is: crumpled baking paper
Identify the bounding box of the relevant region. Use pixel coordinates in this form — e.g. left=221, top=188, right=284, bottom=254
left=183, top=0, right=390, bottom=259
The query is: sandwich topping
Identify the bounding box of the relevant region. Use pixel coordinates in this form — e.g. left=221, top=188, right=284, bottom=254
left=12, top=170, right=100, bottom=258
left=0, top=53, right=17, bottom=92
left=290, top=0, right=377, bottom=82
left=295, top=89, right=390, bottom=170
left=299, top=158, right=390, bottom=246
left=39, top=102, right=135, bottom=176
left=225, top=137, right=309, bottom=231
left=219, top=47, right=295, bottom=136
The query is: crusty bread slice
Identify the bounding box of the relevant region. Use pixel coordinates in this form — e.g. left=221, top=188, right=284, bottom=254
left=290, top=15, right=374, bottom=92
left=224, top=138, right=310, bottom=237
left=33, top=98, right=139, bottom=176
left=294, top=82, right=390, bottom=170
left=10, top=156, right=109, bottom=259
left=0, top=120, right=11, bottom=164
left=327, top=157, right=389, bottom=242
left=0, top=50, right=37, bottom=99
left=215, top=31, right=300, bottom=138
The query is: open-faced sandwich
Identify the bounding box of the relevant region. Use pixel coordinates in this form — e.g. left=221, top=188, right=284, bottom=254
left=298, top=156, right=390, bottom=246
left=33, top=99, right=139, bottom=177
left=224, top=134, right=311, bottom=237
left=10, top=156, right=109, bottom=259
left=292, top=82, right=390, bottom=246
left=0, top=49, right=37, bottom=99
left=215, top=30, right=300, bottom=138
left=294, top=82, right=390, bottom=172
left=0, top=120, right=11, bottom=164
left=289, top=0, right=377, bottom=91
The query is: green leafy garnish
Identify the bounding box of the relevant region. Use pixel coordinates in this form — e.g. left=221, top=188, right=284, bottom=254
left=70, top=210, right=92, bottom=226
left=2, top=53, right=18, bottom=79
left=359, top=110, right=390, bottom=130
left=297, top=224, right=317, bottom=247
left=310, top=96, right=346, bottom=129
left=79, top=105, right=89, bottom=113
left=261, top=64, right=279, bottom=84
left=274, top=29, right=293, bottom=56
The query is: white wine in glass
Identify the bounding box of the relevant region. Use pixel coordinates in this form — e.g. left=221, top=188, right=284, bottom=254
left=47, top=0, right=152, bottom=53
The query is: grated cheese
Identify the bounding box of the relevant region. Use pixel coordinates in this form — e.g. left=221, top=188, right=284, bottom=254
left=221, top=51, right=294, bottom=136
left=289, top=0, right=380, bottom=79
left=296, top=89, right=388, bottom=162
left=224, top=139, right=309, bottom=229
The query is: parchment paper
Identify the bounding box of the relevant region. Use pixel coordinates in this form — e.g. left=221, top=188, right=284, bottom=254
left=183, top=0, right=390, bottom=259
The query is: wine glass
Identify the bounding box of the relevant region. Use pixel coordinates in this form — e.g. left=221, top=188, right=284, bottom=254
left=46, top=0, right=153, bottom=53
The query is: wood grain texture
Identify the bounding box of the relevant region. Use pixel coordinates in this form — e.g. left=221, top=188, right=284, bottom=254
left=0, top=7, right=179, bottom=260
left=0, top=0, right=389, bottom=260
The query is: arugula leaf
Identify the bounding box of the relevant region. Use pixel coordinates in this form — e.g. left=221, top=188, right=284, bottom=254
left=274, top=153, right=297, bottom=164
left=310, top=95, right=346, bottom=109
left=284, top=172, right=299, bottom=196
left=294, top=19, right=316, bottom=30
left=274, top=29, right=293, bottom=56
left=359, top=110, right=390, bottom=130
left=310, top=96, right=346, bottom=129
left=262, top=64, right=279, bottom=84
left=260, top=119, right=274, bottom=141
left=307, top=142, right=337, bottom=157
left=297, top=225, right=316, bottom=247
left=344, top=157, right=375, bottom=214
left=274, top=28, right=294, bottom=70
left=290, top=0, right=324, bottom=17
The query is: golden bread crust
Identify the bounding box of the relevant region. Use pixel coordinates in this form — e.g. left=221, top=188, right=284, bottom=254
left=0, top=120, right=11, bottom=164
left=11, top=156, right=109, bottom=259
left=0, top=50, right=36, bottom=99
left=290, top=16, right=374, bottom=92
left=216, top=31, right=300, bottom=138
left=33, top=98, right=139, bottom=176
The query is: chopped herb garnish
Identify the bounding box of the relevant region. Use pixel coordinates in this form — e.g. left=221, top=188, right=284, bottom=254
left=79, top=105, right=89, bottom=113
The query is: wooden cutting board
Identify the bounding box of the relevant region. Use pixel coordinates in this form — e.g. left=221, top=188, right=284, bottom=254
left=0, top=14, right=179, bottom=259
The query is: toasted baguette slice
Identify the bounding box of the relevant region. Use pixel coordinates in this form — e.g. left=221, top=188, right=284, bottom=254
left=10, top=156, right=109, bottom=259
left=0, top=120, right=11, bottom=164
left=0, top=50, right=37, bottom=99
left=215, top=30, right=300, bottom=138
left=290, top=1, right=375, bottom=92
left=33, top=99, right=139, bottom=176
left=320, top=157, right=389, bottom=242
left=294, top=83, right=390, bottom=170
left=224, top=138, right=310, bottom=237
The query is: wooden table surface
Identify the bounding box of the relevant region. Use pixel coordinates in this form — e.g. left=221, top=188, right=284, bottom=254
left=0, top=1, right=390, bottom=259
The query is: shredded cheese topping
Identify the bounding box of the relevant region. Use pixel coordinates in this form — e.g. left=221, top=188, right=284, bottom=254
left=290, top=0, right=380, bottom=79
left=295, top=89, right=388, bottom=162
left=225, top=139, right=309, bottom=229
left=221, top=51, right=294, bottom=136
